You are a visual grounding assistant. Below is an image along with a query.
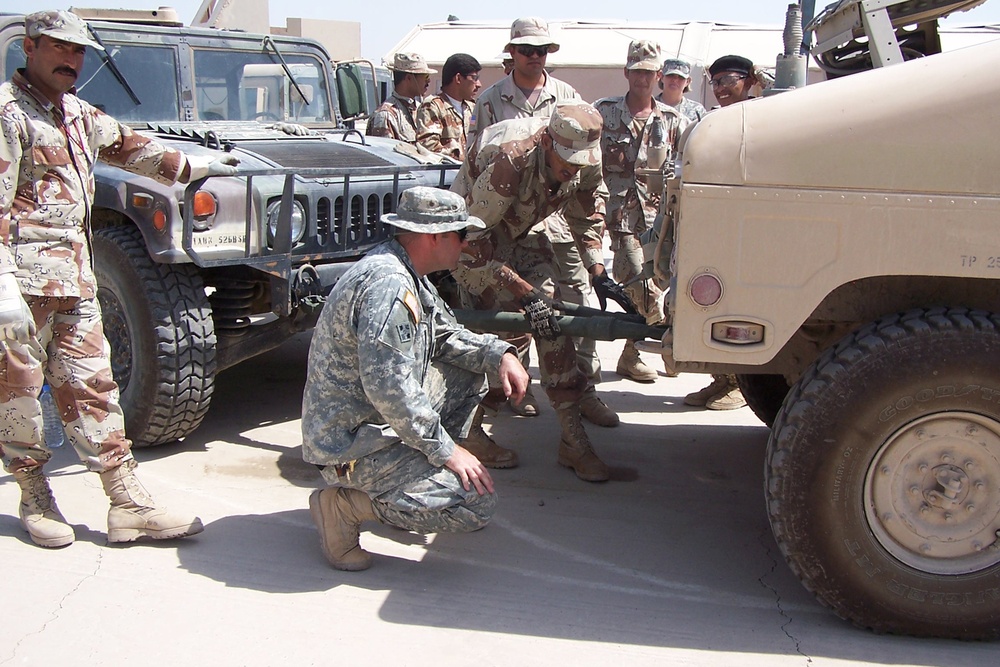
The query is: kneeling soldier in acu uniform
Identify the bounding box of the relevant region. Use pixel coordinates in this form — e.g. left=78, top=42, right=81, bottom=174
left=301, top=187, right=529, bottom=571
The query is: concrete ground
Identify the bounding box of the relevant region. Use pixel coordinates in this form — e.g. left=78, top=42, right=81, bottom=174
left=1, top=334, right=997, bottom=666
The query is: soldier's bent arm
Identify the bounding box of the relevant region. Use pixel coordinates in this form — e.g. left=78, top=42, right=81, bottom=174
left=564, top=166, right=610, bottom=271
left=355, top=276, right=456, bottom=467
left=432, top=296, right=515, bottom=377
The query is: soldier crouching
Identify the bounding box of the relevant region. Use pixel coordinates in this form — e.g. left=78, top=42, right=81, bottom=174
left=300, top=187, right=529, bottom=571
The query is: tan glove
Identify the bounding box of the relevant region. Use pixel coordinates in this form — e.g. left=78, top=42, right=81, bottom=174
left=185, top=154, right=240, bottom=181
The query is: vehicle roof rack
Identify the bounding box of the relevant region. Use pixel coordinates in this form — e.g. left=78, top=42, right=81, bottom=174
left=68, top=6, right=184, bottom=27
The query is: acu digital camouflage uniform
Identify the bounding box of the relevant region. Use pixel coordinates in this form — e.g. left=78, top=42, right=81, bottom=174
left=594, top=95, right=686, bottom=324
left=0, top=69, right=203, bottom=473
left=367, top=91, right=420, bottom=143
left=416, top=93, right=473, bottom=161
left=451, top=112, right=607, bottom=409
left=301, top=236, right=513, bottom=533
left=671, top=96, right=708, bottom=123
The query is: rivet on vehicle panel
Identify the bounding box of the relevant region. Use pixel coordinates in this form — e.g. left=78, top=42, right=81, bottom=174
left=920, top=504, right=931, bottom=514
left=920, top=543, right=931, bottom=553
left=916, top=429, right=926, bottom=439
left=966, top=504, right=976, bottom=513
left=944, top=512, right=953, bottom=521
left=919, top=463, right=928, bottom=472
left=942, top=454, right=953, bottom=464
left=966, top=425, right=979, bottom=436
left=881, top=465, right=891, bottom=475
left=975, top=481, right=986, bottom=491
left=909, top=485, right=920, bottom=495
left=973, top=542, right=983, bottom=551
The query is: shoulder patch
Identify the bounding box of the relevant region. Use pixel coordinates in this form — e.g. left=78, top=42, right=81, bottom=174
left=402, top=289, right=421, bottom=325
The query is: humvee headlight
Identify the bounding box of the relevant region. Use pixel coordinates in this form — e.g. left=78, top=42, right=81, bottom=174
left=266, top=199, right=306, bottom=246
left=689, top=272, right=723, bottom=307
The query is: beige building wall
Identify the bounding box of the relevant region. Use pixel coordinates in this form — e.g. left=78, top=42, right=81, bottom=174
left=274, top=18, right=362, bottom=61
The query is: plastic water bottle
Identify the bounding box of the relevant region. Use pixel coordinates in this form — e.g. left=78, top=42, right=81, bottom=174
left=40, top=384, right=65, bottom=448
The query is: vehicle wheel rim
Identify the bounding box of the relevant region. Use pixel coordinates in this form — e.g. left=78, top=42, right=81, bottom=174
left=98, top=290, right=133, bottom=392
left=865, top=412, right=1000, bottom=575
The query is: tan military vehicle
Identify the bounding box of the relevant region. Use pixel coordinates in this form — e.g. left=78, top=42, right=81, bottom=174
left=650, top=0, right=1000, bottom=640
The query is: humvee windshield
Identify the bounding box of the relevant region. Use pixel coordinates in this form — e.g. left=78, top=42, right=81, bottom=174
left=2, top=37, right=333, bottom=125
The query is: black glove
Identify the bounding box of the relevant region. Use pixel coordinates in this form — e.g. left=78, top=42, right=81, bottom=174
left=520, top=289, right=561, bottom=340
left=591, top=272, right=638, bottom=314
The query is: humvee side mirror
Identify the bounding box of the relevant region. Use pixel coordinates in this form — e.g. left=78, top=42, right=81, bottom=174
left=336, top=63, right=366, bottom=121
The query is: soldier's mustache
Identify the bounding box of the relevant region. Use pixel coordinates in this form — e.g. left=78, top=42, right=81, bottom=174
left=53, top=66, right=78, bottom=77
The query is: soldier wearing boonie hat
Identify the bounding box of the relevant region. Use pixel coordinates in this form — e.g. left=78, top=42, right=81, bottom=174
left=450, top=100, right=621, bottom=483
left=302, top=186, right=528, bottom=571
left=367, top=52, right=437, bottom=143
left=659, top=57, right=708, bottom=122
left=595, top=40, right=687, bottom=385
left=469, top=19, right=609, bottom=433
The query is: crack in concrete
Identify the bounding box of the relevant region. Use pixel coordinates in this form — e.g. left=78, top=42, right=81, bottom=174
left=757, top=527, right=813, bottom=665
left=0, top=545, right=104, bottom=665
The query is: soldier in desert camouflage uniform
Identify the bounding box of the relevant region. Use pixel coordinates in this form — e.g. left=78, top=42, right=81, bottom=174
left=595, top=41, right=687, bottom=384
left=0, top=10, right=237, bottom=548
left=451, top=101, right=617, bottom=483
left=469, top=17, right=614, bottom=428
left=366, top=52, right=436, bottom=143
left=302, top=187, right=528, bottom=571
left=416, top=53, right=481, bottom=162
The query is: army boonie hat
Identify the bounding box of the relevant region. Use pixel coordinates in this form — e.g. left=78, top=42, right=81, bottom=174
left=387, top=52, right=437, bottom=74
left=547, top=101, right=602, bottom=167
left=662, top=58, right=693, bottom=78
left=381, top=187, right=485, bottom=234
left=626, top=40, right=662, bottom=71
left=506, top=17, right=560, bottom=53
left=25, top=10, right=104, bottom=51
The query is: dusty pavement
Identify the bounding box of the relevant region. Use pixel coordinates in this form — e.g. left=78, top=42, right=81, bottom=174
left=2, top=333, right=997, bottom=667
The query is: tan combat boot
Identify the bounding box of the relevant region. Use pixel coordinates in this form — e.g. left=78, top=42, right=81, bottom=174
left=13, top=466, right=75, bottom=548
left=706, top=375, right=748, bottom=411
left=615, top=340, right=658, bottom=383
left=556, top=406, right=611, bottom=482
left=579, top=389, right=620, bottom=427
left=459, top=406, right=519, bottom=468
left=99, top=459, right=204, bottom=543
left=683, top=374, right=730, bottom=407
left=309, top=486, right=379, bottom=571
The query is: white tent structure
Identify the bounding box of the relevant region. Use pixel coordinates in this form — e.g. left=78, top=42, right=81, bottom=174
left=387, top=18, right=1000, bottom=107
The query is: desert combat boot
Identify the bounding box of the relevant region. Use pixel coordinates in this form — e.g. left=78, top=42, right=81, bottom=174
left=99, top=459, right=204, bottom=542
left=459, top=406, right=519, bottom=468
left=615, top=339, right=658, bottom=383
left=309, top=486, right=379, bottom=570
left=556, top=405, right=611, bottom=482
left=13, top=466, right=75, bottom=548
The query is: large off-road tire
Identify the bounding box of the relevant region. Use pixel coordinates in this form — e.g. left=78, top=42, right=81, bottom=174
left=93, top=225, right=217, bottom=447
left=736, top=373, right=790, bottom=428
left=766, top=308, right=1000, bottom=639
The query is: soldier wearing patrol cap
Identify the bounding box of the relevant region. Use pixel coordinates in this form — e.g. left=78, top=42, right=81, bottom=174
left=1, top=9, right=240, bottom=549
left=367, top=52, right=437, bottom=143
left=595, top=40, right=688, bottom=384
left=658, top=57, right=708, bottom=122
left=302, top=187, right=528, bottom=571
left=451, top=101, right=618, bottom=483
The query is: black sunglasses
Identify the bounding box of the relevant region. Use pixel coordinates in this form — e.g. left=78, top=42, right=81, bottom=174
left=515, top=45, right=549, bottom=58
left=455, top=228, right=468, bottom=241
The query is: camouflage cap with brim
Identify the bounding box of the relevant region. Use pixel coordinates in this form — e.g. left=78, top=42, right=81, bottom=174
left=626, top=40, right=662, bottom=71
left=506, top=17, right=559, bottom=53
left=387, top=52, right=437, bottom=74
left=548, top=101, right=602, bottom=167
left=381, top=187, right=486, bottom=234
left=662, top=58, right=693, bottom=78
left=25, top=10, right=103, bottom=51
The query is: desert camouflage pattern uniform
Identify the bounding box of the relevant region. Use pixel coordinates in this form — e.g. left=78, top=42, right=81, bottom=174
left=468, top=71, right=600, bottom=383
left=301, top=240, right=512, bottom=533
left=670, top=96, right=708, bottom=123
left=416, top=94, right=473, bottom=161
left=451, top=118, right=607, bottom=409
left=595, top=96, right=686, bottom=325
left=0, top=71, right=190, bottom=473
left=366, top=92, right=419, bottom=143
